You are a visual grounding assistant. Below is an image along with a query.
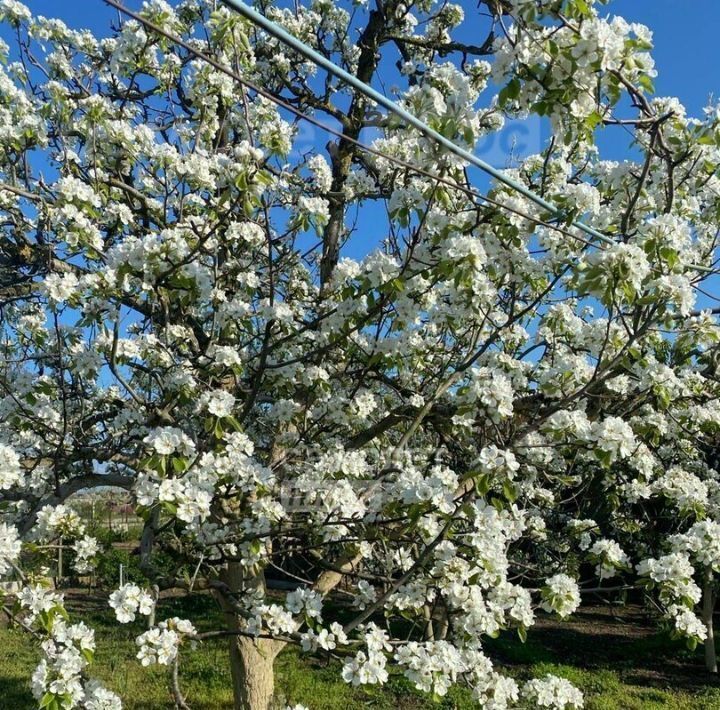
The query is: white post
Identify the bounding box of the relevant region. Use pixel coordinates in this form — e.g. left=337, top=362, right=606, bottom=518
left=57, top=539, right=63, bottom=583
left=704, top=566, right=717, bottom=673
left=119, top=563, right=124, bottom=587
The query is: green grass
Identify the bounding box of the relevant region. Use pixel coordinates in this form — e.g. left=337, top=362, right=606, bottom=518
left=0, top=596, right=719, bottom=708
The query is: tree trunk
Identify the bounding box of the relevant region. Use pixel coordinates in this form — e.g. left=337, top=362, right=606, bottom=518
left=319, top=6, right=389, bottom=288
left=434, top=605, right=449, bottom=641
left=422, top=604, right=435, bottom=641
left=215, top=562, right=285, bottom=709
left=228, top=636, right=279, bottom=710
left=703, top=566, right=717, bottom=673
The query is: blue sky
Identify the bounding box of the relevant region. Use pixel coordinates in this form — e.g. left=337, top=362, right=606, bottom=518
left=7, top=0, right=720, bottom=290
left=14, top=0, right=719, bottom=120
left=10, top=0, right=719, bottom=166
left=3, top=1, right=717, bottom=335
left=606, top=0, right=719, bottom=117
left=12, top=0, right=718, bottom=177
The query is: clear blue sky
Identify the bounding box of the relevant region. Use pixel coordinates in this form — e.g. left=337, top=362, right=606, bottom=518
left=13, top=0, right=720, bottom=121
left=5, top=1, right=718, bottom=310
left=7, top=0, right=717, bottom=164
left=8, top=1, right=720, bottom=272
left=605, top=0, right=719, bottom=117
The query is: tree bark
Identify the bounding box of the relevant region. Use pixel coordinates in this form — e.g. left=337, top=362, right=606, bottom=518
left=215, top=562, right=285, bottom=709
left=703, top=566, right=717, bottom=674
left=228, top=636, right=280, bottom=710
left=319, top=3, right=389, bottom=287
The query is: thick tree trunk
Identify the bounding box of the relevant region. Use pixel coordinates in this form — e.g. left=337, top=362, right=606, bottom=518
left=703, top=567, right=717, bottom=674
left=228, top=636, right=279, bottom=710
left=215, top=562, right=285, bottom=709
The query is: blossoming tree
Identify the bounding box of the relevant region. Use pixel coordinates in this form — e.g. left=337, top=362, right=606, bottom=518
left=0, top=0, right=719, bottom=708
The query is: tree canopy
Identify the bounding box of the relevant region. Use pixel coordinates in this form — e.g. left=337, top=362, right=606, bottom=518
left=1, top=0, right=720, bottom=708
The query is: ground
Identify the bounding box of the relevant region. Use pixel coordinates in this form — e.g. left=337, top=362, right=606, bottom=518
left=1, top=594, right=719, bottom=709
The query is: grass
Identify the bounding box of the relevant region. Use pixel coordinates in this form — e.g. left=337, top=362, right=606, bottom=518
left=0, top=595, right=719, bottom=708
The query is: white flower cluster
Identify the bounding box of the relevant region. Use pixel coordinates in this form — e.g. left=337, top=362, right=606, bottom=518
left=0, top=0, right=32, bottom=24
left=591, top=417, right=637, bottom=465
left=637, top=553, right=700, bottom=604
left=136, top=617, right=196, bottom=666
left=225, top=221, right=266, bottom=247
left=522, top=674, right=584, bottom=709
left=198, top=389, right=236, bottom=418
left=588, top=539, right=630, bottom=580
left=42, top=272, right=80, bottom=305
left=395, top=641, right=470, bottom=697
left=653, top=467, right=708, bottom=512
left=143, top=426, right=196, bottom=456
left=18, top=584, right=63, bottom=623
left=249, top=603, right=296, bottom=636
left=341, top=624, right=391, bottom=686
left=460, top=367, right=514, bottom=423
left=540, top=574, right=581, bottom=619
left=671, top=521, right=720, bottom=571
left=31, top=618, right=97, bottom=706
left=666, top=604, right=707, bottom=642
left=494, top=7, right=654, bottom=138
left=35, top=504, right=84, bottom=539
left=307, top=154, right=333, bottom=192
left=20, top=585, right=120, bottom=709
left=0, top=442, right=23, bottom=489
left=0, top=522, right=21, bottom=577
left=580, top=242, right=650, bottom=301
left=295, top=195, right=330, bottom=230
left=476, top=446, right=520, bottom=480
left=286, top=587, right=323, bottom=621
left=210, top=344, right=243, bottom=368
left=109, top=583, right=155, bottom=623
left=73, top=535, right=100, bottom=574
left=300, top=622, right=347, bottom=652
left=395, top=463, right=459, bottom=515
left=158, top=477, right=213, bottom=524
left=566, top=519, right=597, bottom=551
left=636, top=550, right=706, bottom=641
left=34, top=504, right=100, bottom=574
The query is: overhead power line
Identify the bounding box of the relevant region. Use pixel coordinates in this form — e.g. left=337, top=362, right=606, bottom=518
left=218, top=0, right=612, bottom=245
left=102, top=0, right=596, bottom=248
left=216, top=0, right=714, bottom=276
left=100, top=0, right=714, bottom=279
left=0, top=0, right=708, bottom=323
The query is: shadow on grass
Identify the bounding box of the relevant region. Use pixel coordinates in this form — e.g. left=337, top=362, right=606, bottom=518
left=0, top=674, right=35, bottom=707
left=5, top=595, right=719, bottom=709
left=486, top=606, right=720, bottom=696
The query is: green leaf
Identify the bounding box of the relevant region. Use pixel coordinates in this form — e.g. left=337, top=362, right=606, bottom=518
left=585, top=110, right=603, bottom=131
left=499, top=78, right=521, bottom=107
left=474, top=473, right=491, bottom=496
left=502, top=480, right=518, bottom=503
left=575, top=0, right=591, bottom=16
left=172, top=457, right=189, bottom=474
left=225, top=415, right=243, bottom=432
left=638, top=75, right=655, bottom=94
left=40, top=693, right=56, bottom=709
